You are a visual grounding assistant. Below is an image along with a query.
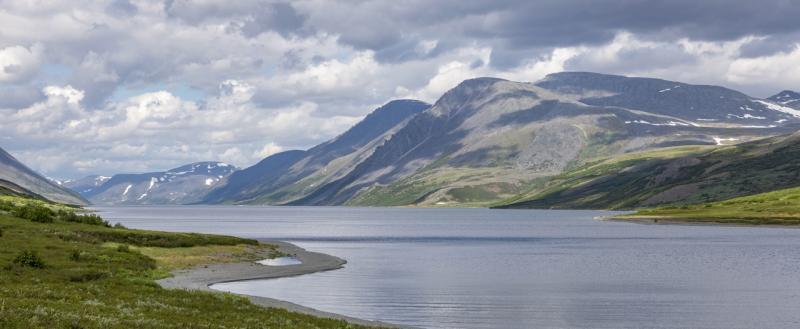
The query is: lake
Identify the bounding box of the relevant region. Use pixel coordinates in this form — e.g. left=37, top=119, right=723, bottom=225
left=95, top=206, right=800, bottom=329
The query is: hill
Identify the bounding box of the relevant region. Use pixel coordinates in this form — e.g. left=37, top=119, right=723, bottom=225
left=615, top=186, right=800, bottom=226
left=497, top=132, right=800, bottom=210
left=0, top=146, right=88, bottom=205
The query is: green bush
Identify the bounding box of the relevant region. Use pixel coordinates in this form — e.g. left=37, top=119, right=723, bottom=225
left=116, top=244, right=130, bottom=253
left=0, top=200, right=14, bottom=212
left=68, top=269, right=108, bottom=282
left=12, top=204, right=54, bottom=223
left=69, top=249, right=96, bottom=262
left=56, top=210, right=110, bottom=227
left=80, top=229, right=257, bottom=248
left=12, top=250, right=45, bottom=268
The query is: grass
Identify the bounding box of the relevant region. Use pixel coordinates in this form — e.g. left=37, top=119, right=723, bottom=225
left=0, top=195, right=380, bottom=329
left=618, top=186, right=800, bottom=225
left=104, top=242, right=286, bottom=274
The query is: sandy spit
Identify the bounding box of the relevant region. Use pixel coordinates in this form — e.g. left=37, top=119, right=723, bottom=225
left=157, top=240, right=410, bottom=328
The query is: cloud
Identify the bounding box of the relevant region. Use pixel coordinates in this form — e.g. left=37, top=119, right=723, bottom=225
left=0, top=80, right=361, bottom=178
left=728, top=46, right=800, bottom=87
left=254, top=142, right=284, bottom=158
left=0, top=44, right=42, bottom=82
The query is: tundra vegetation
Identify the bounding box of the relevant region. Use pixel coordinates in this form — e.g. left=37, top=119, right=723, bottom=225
left=0, top=195, right=378, bottom=329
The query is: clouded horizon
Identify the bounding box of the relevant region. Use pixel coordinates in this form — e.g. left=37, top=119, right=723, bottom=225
left=2, top=0, right=800, bottom=179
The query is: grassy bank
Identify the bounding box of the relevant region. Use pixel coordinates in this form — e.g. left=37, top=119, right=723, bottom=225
left=616, top=186, right=800, bottom=226
left=0, top=196, right=377, bottom=329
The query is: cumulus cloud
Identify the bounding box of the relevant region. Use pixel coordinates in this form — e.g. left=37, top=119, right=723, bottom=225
left=1, top=81, right=361, bottom=178
left=0, top=44, right=42, bottom=82
left=0, top=0, right=799, bottom=178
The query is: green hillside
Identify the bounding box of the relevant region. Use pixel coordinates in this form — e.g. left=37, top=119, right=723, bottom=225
left=617, top=186, right=800, bottom=225
left=0, top=196, right=378, bottom=329
left=497, top=133, right=800, bottom=210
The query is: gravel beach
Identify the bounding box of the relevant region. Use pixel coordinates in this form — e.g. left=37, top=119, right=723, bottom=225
left=157, top=240, right=406, bottom=328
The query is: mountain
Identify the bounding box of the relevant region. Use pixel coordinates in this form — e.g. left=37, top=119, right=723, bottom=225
left=303, top=76, right=799, bottom=206
left=203, top=99, right=431, bottom=204
left=768, top=90, right=800, bottom=109
left=77, top=162, right=236, bottom=205
left=497, top=132, right=800, bottom=210
left=205, top=72, right=800, bottom=206
left=537, top=72, right=800, bottom=125
left=61, top=175, right=111, bottom=195
left=201, top=151, right=306, bottom=204
left=0, top=146, right=88, bottom=205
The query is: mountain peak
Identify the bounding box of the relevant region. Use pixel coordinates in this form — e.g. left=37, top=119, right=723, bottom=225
left=166, top=161, right=236, bottom=175
left=768, top=90, right=800, bottom=108
left=452, top=77, right=507, bottom=89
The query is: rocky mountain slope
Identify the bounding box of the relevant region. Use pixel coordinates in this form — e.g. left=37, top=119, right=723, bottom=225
left=497, top=132, right=800, bottom=210
left=206, top=72, right=800, bottom=206
left=537, top=72, right=800, bottom=125
left=202, top=99, right=430, bottom=204
left=76, top=162, right=236, bottom=205
left=0, top=146, right=88, bottom=205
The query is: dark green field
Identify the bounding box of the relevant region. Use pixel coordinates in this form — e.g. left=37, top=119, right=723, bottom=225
left=618, top=186, right=800, bottom=225
left=0, top=196, right=377, bottom=329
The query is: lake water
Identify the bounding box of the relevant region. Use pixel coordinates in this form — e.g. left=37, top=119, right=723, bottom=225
left=95, top=206, right=800, bottom=329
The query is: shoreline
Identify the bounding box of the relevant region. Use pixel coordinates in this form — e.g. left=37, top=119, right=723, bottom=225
left=600, top=215, right=800, bottom=228
left=157, top=240, right=407, bottom=328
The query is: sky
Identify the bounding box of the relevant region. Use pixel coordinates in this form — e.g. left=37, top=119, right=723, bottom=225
left=1, top=0, right=800, bottom=179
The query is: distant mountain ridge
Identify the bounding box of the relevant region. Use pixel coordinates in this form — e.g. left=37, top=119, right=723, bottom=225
left=73, top=162, right=236, bottom=205
left=61, top=175, right=111, bottom=194
left=0, top=147, right=88, bottom=205
left=537, top=72, right=800, bottom=125
left=202, top=99, right=431, bottom=204
left=204, top=72, right=800, bottom=206
left=768, top=90, right=800, bottom=109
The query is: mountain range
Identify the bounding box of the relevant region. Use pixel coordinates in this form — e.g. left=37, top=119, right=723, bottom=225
left=69, top=162, right=236, bottom=205
left=199, top=72, right=800, bottom=207
left=9, top=71, right=796, bottom=209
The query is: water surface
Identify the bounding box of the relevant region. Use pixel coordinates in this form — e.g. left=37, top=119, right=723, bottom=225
left=96, top=206, right=800, bottom=329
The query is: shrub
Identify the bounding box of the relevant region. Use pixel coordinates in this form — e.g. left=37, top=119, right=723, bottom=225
left=113, top=223, right=127, bottom=229
left=0, top=200, right=14, bottom=212
left=12, top=250, right=45, bottom=268
left=69, top=250, right=96, bottom=261
left=68, top=269, right=108, bottom=282
left=57, top=210, right=110, bottom=227
left=81, top=230, right=257, bottom=248
left=79, top=214, right=110, bottom=227
left=117, top=244, right=130, bottom=253
left=12, top=204, right=54, bottom=223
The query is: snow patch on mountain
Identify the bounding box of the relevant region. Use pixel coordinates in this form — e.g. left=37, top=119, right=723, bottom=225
left=658, top=85, right=680, bottom=93
left=624, top=120, right=695, bottom=127
left=755, top=100, right=800, bottom=117
left=713, top=137, right=739, bottom=145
